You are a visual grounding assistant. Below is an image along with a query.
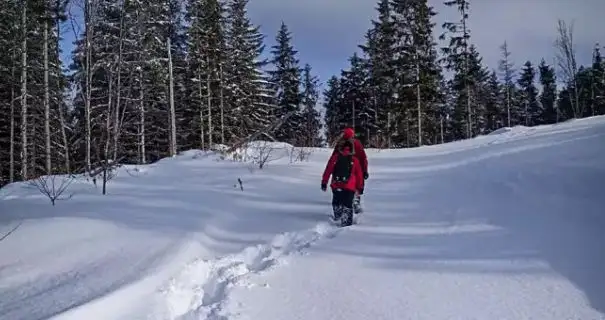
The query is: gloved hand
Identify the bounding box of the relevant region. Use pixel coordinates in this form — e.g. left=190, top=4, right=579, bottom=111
left=321, top=183, right=327, bottom=191
left=364, top=172, right=369, bottom=180
left=358, top=188, right=364, bottom=195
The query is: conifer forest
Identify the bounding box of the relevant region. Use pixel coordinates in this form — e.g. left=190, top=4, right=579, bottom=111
left=1, top=0, right=604, bottom=188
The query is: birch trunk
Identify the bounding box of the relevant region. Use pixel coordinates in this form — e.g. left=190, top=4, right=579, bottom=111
left=138, top=68, right=146, bottom=164
left=167, top=37, right=177, bottom=156
left=220, top=63, right=224, bottom=145
left=44, top=16, right=51, bottom=174
left=20, top=0, right=28, bottom=180
left=206, top=56, right=213, bottom=147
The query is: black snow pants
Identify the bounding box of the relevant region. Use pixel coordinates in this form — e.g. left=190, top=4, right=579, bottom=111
left=331, top=188, right=355, bottom=226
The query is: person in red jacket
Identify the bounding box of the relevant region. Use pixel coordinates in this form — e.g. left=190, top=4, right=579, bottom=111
left=321, top=140, right=364, bottom=226
left=331, top=127, right=368, bottom=213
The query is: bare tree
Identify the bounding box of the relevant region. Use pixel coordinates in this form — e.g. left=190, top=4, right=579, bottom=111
left=30, top=175, right=74, bottom=205
left=498, top=41, right=515, bottom=127
left=554, top=19, right=581, bottom=118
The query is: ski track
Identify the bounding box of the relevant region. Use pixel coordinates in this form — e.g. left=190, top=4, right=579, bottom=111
left=161, top=221, right=343, bottom=320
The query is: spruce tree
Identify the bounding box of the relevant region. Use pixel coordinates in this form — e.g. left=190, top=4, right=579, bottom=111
left=440, top=0, right=474, bottom=139
left=323, top=76, right=342, bottom=144
left=517, top=61, right=540, bottom=126
left=268, top=22, right=302, bottom=144
left=538, top=59, right=558, bottom=124
left=300, top=64, right=322, bottom=147
left=359, top=0, right=396, bottom=145
left=224, top=0, right=273, bottom=142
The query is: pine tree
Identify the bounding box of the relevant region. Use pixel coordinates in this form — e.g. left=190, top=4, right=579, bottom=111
left=517, top=61, right=540, bottom=126
left=300, top=64, right=322, bottom=147
left=359, top=0, right=396, bottom=146
left=268, top=22, right=302, bottom=144
left=538, top=59, right=558, bottom=124
left=323, top=76, right=342, bottom=144
left=186, top=0, right=226, bottom=150
left=440, top=0, right=474, bottom=139
left=224, top=0, right=274, bottom=142
left=484, top=70, right=504, bottom=131
left=590, top=45, right=604, bottom=116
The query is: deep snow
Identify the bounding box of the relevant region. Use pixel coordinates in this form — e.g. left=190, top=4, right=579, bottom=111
left=1, top=116, right=605, bottom=320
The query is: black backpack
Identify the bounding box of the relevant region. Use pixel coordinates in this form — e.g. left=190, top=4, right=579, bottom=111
left=332, top=153, right=353, bottom=183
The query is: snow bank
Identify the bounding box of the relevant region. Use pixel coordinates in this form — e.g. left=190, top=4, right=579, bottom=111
left=1, top=115, right=605, bottom=320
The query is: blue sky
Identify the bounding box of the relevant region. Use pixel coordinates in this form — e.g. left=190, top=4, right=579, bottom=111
left=60, top=0, right=604, bottom=94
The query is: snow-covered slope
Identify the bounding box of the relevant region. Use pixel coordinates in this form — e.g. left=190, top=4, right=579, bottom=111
left=1, top=116, right=604, bottom=320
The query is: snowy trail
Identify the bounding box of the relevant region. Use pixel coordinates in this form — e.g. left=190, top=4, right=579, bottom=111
left=1, top=117, right=605, bottom=319
left=224, top=118, right=605, bottom=319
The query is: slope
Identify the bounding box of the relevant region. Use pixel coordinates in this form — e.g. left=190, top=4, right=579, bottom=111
left=0, top=117, right=604, bottom=320
left=179, top=117, right=605, bottom=320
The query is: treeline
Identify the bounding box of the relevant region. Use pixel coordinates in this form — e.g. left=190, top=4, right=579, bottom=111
left=0, top=0, right=323, bottom=187
left=323, top=0, right=605, bottom=147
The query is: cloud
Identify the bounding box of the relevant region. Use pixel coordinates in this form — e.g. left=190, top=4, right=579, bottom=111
left=247, top=0, right=604, bottom=85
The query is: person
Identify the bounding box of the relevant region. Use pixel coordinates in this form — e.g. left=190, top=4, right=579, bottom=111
left=321, top=140, right=364, bottom=226
left=331, top=127, right=368, bottom=212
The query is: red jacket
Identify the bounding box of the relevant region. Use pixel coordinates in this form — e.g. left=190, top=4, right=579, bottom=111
left=322, top=150, right=364, bottom=193
left=331, top=138, right=368, bottom=175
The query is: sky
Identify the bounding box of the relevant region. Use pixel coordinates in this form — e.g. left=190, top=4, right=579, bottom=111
left=60, top=0, right=604, bottom=95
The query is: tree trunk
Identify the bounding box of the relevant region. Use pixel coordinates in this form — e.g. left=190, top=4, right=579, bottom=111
left=138, top=68, right=146, bottom=164
left=56, top=7, right=70, bottom=173
left=20, top=0, right=28, bottom=180
left=10, top=62, right=15, bottom=182
left=167, top=36, right=177, bottom=156
left=84, top=0, right=92, bottom=174
left=416, top=56, right=422, bottom=146
left=198, top=69, right=205, bottom=149
left=206, top=56, right=213, bottom=147
left=220, top=63, right=225, bottom=145
left=44, top=15, right=51, bottom=175
left=113, top=0, right=127, bottom=160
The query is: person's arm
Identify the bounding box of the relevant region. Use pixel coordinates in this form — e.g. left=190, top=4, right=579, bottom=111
left=355, top=139, right=368, bottom=174
left=354, top=159, right=364, bottom=192
left=321, top=153, right=338, bottom=185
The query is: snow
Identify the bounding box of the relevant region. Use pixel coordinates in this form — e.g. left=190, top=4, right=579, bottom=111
left=1, top=116, right=605, bottom=320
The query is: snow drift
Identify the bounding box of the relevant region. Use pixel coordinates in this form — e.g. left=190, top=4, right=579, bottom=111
left=1, top=116, right=605, bottom=320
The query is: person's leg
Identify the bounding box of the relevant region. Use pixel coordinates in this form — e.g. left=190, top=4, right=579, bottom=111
left=331, top=188, right=343, bottom=220
left=341, top=190, right=356, bottom=226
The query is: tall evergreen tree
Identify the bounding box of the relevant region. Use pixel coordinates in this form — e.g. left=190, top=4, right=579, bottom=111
left=439, top=0, right=475, bottom=140
left=323, top=76, right=342, bottom=144
left=517, top=61, right=540, bottom=126
left=268, top=22, right=302, bottom=144
left=358, top=0, right=396, bottom=146
left=300, top=64, right=322, bottom=147
left=538, top=59, right=558, bottom=124
left=224, top=0, right=274, bottom=142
